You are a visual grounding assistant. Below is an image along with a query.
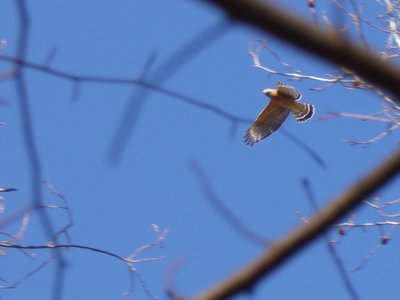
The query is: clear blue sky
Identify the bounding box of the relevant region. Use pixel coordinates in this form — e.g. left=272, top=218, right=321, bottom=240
left=1, top=0, right=399, bottom=299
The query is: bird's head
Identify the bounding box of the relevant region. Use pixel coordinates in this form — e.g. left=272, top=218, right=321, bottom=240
left=262, top=88, right=274, bottom=97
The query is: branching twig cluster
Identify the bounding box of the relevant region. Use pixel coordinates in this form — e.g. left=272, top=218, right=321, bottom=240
left=0, top=183, right=169, bottom=299
left=323, top=111, right=400, bottom=145
left=298, top=194, right=400, bottom=272
left=248, top=0, right=400, bottom=145
left=333, top=196, right=400, bottom=271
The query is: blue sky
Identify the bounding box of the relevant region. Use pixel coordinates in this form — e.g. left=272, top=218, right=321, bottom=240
left=1, top=0, right=400, bottom=299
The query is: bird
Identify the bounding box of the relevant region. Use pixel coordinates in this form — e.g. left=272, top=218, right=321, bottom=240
left=244, top=82, right=314, bottom=146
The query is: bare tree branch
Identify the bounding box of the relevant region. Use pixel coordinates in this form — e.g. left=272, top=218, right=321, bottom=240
left=344, top=124, right=400, bottom=145
left=106, top=51, right=159, bottom=163
left=0, top=224, right=168, bottom=298
left=189, top=159, right=270, bottom=247
left=0, top=54, right=247, bottom=123
left=205, top=0, right=400, bottom=100
left=42, top=181, right=74, bottom=244
left=192, top=149, right=400, bottom=300
left=14, top=1, right=66, bottom=299
left=301, top=178, right=360, bottom=300
left=107, top=19, right=230, bottom=162
left=0, top=55, right=326, bottom=167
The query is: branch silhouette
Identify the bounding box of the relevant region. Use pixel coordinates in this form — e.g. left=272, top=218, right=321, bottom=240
left=206, top=0, right=400, bottom=99
left=301, top=178, right=360, bottom=300
left=0, top=55, right=326, bottom=167
left=107, top=19, right=231, bottom=162
left=14, top=1, right=66, bottom=299
left=183, top=1, right=400, bottom=299
left=189, top=159, right=270, bottom=247
left=192, top=150, right=400, bottom=299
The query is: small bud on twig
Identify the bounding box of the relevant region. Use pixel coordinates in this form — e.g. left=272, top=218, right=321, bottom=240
left=337, top=228, right=346, bottom=236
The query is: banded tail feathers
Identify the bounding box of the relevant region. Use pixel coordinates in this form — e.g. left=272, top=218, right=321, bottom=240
left=292, top=103, right=314, bottom=123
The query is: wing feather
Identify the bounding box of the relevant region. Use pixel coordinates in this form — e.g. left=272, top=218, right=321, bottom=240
left=277, top=84, right=301, bottom=101
left=244, top=101, right=290, bottom=146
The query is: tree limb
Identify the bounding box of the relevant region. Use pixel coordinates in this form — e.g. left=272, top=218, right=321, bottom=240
left=193, top=149, right=400, bottom=300
left=206, top=0, right=400, bottom=100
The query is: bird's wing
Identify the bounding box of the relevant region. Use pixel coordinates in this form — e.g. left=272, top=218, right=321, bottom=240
left=244, top=100, right=291, bottom=146
left=277, top=84, right=301, bottom=101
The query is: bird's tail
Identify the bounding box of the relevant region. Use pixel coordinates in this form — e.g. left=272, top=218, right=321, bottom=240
left=292, top=103, right=314, bottom=123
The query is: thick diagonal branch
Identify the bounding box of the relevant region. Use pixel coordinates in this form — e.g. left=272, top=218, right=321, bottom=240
left=206, top=0, right=400, bottom=100
left=193, top=149, right=400, bottom=300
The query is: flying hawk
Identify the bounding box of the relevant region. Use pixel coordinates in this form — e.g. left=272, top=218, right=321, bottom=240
left=244, top=82, right=314, bottom=146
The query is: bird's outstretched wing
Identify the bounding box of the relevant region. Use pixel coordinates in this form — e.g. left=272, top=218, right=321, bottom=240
left=244, top=100, right=290, bottom=146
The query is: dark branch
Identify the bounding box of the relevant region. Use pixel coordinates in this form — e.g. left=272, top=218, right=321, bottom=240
left=193, top=150, right=400, bottom=300
left=0, top=55, right=326, bottom=167
left=189, top=159, right=270, bottom=247
left=107, top=19, right=230, bottom=162
left=14, top=1, right=66, bottom=299
left=205, top=0, right=400, bottom=100
left=301, top=178, right=360, bottom=300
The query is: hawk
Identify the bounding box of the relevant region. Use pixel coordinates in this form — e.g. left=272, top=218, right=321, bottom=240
left=244, top=82, right=314, bottom=146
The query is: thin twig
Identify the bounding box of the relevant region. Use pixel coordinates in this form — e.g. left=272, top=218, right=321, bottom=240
left=344, top=123, right=400, bottom=145
left=0, top=256, right=54, bottom=289
left=188, top=159, right=270, bottom=247
left=42, top=181, right=74, bottom=244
